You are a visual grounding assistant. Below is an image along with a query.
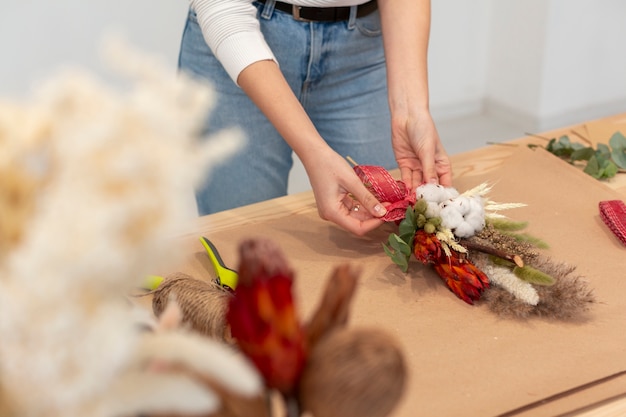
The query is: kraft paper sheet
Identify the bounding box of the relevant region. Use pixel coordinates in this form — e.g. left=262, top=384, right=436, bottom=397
left=171, top=146, right=626, bottom=417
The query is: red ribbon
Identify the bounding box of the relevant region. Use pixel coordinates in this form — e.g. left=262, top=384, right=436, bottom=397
left=353, top=165, right=416, bottom=222
left=599, top=200, right=626, bottom=247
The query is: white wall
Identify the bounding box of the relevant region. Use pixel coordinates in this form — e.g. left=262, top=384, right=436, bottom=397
left=2, top=1, right=624, bottom=124
left=484, top=0, right=626, bottom=131
left=0, top=1, right=188, bottom=97
left=2, top=0, right=625, bottom=193
left=428, top=0, right=492, bottom=119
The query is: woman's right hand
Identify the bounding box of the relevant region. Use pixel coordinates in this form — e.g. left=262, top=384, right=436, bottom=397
left=302, top=146, right=389, bottom=236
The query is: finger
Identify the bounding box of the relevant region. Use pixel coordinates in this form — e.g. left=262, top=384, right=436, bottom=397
left=437, top=168, right=453, bottom=187
left=356, top=188, right=387, bottom=219
left=419, top=146, right=439, bottom=185
left=435, top=155, right=453, bottom=187
left=400, top=166, right=418, bottom=191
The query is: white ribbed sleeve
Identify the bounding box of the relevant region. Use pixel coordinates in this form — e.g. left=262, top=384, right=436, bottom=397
left=190, top=0, right=368, bottom=84
left=191, top=0, right=277, bottom=84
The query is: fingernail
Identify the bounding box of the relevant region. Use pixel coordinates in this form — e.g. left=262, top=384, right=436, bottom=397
left=374, top=204, right=387, bottom=215
left=428, top=178, right=439, bottom=184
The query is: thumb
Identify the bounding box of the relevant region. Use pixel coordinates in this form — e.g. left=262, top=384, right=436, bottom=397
left=354, top=185, right=387, bottom=218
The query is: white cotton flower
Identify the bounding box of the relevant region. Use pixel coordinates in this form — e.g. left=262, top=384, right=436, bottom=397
left=447, top=195, right=471, bottom=216
left=439, top=204, right=464, bottom=229
left=484, top=264, right=539, bottom=305
left=464, top=212, right=486, bottom=233
left=453, top=221, right=475, bottom=238
left=416, top=183, right=448, bottom=203
left=425, top=201, right=442, bottom=218
left=468, top=196, right=485, bottom=216
left=443, top=187, right=460, bottom=200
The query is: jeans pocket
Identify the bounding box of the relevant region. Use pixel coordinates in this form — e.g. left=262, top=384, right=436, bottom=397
left=355, top=10, right=382, bottom=37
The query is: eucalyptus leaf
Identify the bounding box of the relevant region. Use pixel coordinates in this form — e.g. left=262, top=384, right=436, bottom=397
left=586, top=155, right=618, bottom=179
left=584, top=154, right=600, bottom=177
left=398, top=207, right=417, bottom=242
left=609, top=131, right=626, bottom=149
left=597, top=143, right=611, bottom=158
left=536, top=131, right=624, bottom=181
left=388, top=234, right=411, bottom=257
left=611, top=147, right=626, bottom=168
left=383, top=242, right=409, bottom=272
left=570, top=147, right=595, bottom=161
left=602, top=158, right=619, bottom=178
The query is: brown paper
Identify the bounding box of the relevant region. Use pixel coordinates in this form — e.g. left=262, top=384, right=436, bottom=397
left=170, top=146, right=626, bottom=417
left=582, top=117, right=626, bottom=146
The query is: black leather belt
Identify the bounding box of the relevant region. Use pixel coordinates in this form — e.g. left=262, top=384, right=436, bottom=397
left=258, top=0, right=378, bottom=22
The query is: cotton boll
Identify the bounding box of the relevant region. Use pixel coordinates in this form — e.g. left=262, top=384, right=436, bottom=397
left=416, top=183, right=447, bottom=203
left=464, top=212, right=485, bottom=234
left=443, top=187, right=459, bottom=200
left=448, top=196, right=471, bottom=216
left=453, top=221, right=475, bottom=238
left=468, top=196, right=485, bottom=217
left=425, top=201, right=441, bottom=218
left=439, top=205, right=464, bottom=230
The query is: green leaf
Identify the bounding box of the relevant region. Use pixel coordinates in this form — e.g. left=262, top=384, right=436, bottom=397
left=597, top=143, right=611, bottom=159
left=601, top=159, right=619, bottom=178
left=398, top=208, right=417, bottom=243
left=383, top=241, right=409, bottom=273
left=586, top=155, right=618, bottom=179
left=609, top=131, right=626, bottom=168
left=570, top=147, right=595, bottom=161
left=584, top=155, right=601, bottom=178
left=513, top=265, right=556, bottom=286
left=609, top=131, right=626, bottom=149
left=388, top=234, right=411, bottom=257
left=559, top=135, right=571, bottom=146
left=611, top=147, right=626, bottom=169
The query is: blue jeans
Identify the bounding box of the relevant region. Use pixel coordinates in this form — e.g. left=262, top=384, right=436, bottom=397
left=178, top=0, right=395, bottom=215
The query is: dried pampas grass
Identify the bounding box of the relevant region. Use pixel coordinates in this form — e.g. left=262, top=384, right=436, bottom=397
left=480, top=254, right=595, bottom=319
left=0, top=38, right=254, bottom=417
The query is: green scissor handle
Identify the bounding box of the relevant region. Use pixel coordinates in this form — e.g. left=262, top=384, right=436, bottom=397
left=143, top=274, right=164, bottom=290
left=200, top=236, right=239, bottom=291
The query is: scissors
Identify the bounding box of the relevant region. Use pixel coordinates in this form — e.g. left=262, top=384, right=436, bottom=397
left=199, top=236, right=239, bottom=291
left=141, top=237, right=238, bottom=291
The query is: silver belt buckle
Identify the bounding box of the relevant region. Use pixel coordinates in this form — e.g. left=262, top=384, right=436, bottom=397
left=292, top=6, right=313, bottom=22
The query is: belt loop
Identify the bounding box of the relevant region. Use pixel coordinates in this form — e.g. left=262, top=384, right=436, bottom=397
left=260, top=0, right=276, bottom=20
left=347, top=5, right=357, bottom=29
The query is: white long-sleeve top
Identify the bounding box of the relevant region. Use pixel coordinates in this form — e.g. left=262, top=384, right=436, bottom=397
left=190, top=0, right=371, bottom=83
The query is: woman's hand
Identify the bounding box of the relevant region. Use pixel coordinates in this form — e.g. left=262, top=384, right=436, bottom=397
left=303, top=146, right=389, bottom=236
left=391, top=111, right=452, bottom=190
left=379, top=0, right=452, bottom=190
left=238, top=60, right=388, bottom=235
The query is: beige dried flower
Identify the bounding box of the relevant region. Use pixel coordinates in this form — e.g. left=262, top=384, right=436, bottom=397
left=0, top=39, right=254, bottom=417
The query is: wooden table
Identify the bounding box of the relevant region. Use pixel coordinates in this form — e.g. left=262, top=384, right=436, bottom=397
left=172, top=113, right=626, bottom=417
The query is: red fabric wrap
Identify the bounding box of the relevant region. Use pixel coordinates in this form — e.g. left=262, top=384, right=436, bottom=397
left=354, top=165, right=416, bottom=222
left=599, top=200, right=626, bottom=247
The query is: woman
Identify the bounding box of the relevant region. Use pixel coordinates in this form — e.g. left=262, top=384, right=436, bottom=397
left=178, top=0, right=451, bottom=235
